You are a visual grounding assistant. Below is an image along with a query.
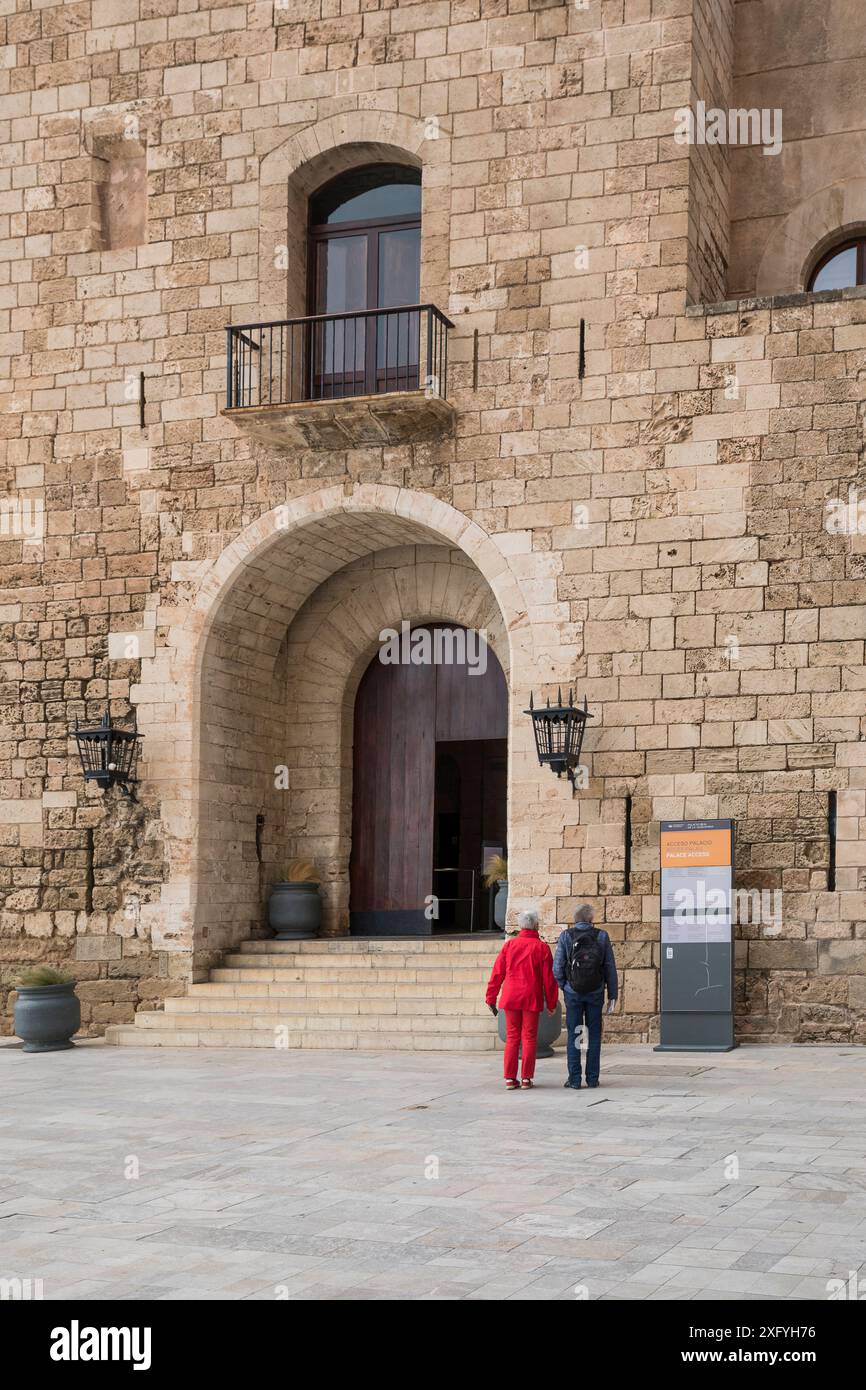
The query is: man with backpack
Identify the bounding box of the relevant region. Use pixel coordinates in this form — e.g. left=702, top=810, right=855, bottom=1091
left=553, top=904, right=618, bottom=1089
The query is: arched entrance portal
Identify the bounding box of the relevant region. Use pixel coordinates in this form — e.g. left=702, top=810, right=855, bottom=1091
left=349, top=625, right=507, bottom=936
left=133, top=484, right=543, bottom=978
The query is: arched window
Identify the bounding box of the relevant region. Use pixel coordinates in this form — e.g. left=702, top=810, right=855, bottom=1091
left=308, top=165, right=422, bottom=397
left=808, top=237, right=866, bottom=292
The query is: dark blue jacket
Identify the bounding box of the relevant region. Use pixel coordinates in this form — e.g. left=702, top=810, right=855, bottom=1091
left=553, top=926, right=618, bottom=1001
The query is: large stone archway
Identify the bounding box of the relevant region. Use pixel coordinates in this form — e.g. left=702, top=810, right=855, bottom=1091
left=132, top=485, right=554, bottom=977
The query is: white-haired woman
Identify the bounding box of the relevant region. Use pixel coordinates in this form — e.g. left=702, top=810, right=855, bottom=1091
left=485, top=910, right=559, bottom=1089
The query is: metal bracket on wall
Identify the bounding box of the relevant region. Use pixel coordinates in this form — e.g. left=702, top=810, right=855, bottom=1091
left=624, top=794, right=632, bottom=894
left=828, top=790, right=836, bottom=892
left=85, top=827, right=94, bottom=914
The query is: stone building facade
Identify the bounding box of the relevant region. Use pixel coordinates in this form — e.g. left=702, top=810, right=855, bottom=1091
left=1, top=0, right=865, bottom=1043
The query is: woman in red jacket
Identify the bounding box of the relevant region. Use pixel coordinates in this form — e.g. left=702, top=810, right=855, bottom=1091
left=485, top=910, right=559, bottom=1089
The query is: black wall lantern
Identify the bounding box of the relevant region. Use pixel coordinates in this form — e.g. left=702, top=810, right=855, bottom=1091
left=72, top=712, right=141, bottom=801
left=525, top=688, right=593, bottom=794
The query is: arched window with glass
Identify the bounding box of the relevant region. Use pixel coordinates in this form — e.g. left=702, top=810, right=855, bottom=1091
left=808, top=236, right=866, bottom=293
left=307, top=164, right=422, bottom=398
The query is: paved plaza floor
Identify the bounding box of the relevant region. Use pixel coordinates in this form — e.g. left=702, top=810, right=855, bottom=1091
left=2, top=1041, right=865, bottom=1301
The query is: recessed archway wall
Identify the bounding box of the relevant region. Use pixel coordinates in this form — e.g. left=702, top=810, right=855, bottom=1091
left=131, top=485, right=584, bottom=980
left=281, top=544, right=509, bottom=939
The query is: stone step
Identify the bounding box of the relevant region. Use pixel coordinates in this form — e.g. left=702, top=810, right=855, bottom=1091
left=221, top=951, right=497, bottom=971
left=210, top=966, right=491, bottom=985
left=105, top=1024, right=498, bottom=1051
left=188, top=981, right=485, bottom=1000
left=136, top=1009, right=498, bottom=1034
left=167, top=994, right=492, bottom=1016
left=236, top=937, right=503, bottom=955
left=105, top=935, right=514, bottom=1053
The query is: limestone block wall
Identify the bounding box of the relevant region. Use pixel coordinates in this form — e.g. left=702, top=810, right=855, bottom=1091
left=0, top=0, right=864, bottom=1042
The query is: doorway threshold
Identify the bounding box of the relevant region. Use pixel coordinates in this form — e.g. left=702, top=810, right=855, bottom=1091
left=347, top=931, right=503, bottom=941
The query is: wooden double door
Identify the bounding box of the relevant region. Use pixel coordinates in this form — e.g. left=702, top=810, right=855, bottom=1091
left=349, top=625, right=507, bottom=936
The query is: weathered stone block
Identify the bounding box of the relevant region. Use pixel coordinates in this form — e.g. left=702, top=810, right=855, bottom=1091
left=818, top=941, right=866, bottom=975
left=74, top=935, right=122, bottom=962
left=623, top=968, right=657, bottom=1014
left=748, top=941, right=818, bottom=971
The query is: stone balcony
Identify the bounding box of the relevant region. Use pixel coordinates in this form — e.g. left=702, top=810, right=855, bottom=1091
left=222, top=304, right=455, bottom=449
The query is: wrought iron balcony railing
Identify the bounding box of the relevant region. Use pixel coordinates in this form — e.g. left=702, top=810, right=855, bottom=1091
left=225, top=304, right=453, bottom=411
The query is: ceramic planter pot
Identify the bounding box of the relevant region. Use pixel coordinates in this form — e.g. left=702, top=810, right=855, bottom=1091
left=268, top=881, right=321, bottom=940
left=14, top=982, right=80, bottom=1053
left=497, top=1000, right=563, bottom=1059
left=493, top=880, right=508, bottom=931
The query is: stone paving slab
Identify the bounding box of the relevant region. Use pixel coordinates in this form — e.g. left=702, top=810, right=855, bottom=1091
left=1, top=1040, right=865, bottom=1301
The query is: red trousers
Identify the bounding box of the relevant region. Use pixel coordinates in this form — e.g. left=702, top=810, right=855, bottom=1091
left=503, top=1008, right=541, bottom=1080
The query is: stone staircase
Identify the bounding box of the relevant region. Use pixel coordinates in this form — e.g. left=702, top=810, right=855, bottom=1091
left=105, top=935, right=507, bottom=1050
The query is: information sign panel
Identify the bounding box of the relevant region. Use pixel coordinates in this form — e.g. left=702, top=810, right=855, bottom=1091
left=655, top=819, right=736, bottom=1052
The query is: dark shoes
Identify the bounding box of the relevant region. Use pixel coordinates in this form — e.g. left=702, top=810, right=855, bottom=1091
left=564, top=1079, right=581, bottom=1089
left=587, top=1081, right=599, bottom=1089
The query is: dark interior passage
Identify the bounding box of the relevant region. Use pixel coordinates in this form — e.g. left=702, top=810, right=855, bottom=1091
left=349, top=626, right=507, bottom=935
left=433, top=740, right=507, bottom=932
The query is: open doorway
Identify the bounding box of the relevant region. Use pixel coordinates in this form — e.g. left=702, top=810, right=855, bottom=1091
left=349, top=624, right=507, bottom=935
left=432, top=741, right=506, bottom=932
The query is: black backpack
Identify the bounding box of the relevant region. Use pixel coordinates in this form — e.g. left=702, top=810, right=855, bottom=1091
left=565, top=926, right=605, bottom=994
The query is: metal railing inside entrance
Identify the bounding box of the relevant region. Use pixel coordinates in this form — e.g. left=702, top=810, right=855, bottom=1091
left=432, top=866, right=478, bottom=933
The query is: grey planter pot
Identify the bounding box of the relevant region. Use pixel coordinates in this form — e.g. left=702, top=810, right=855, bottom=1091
left=493, top=880, right=508, bottom=931
left=14, top=982, right=80, bottom=1053
left=268, top=881, right=322, bottom=940
left=497, top=1000, right=563, bottom=1059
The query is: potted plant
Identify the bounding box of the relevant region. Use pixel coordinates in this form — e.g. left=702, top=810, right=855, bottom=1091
left=496, top=998, right=563, bottom=1059
left=13, top=966, right=81, bottom=1053
left=268, top=859, right=322, bottom=941
left=483, top=854, right=508, bottom=932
